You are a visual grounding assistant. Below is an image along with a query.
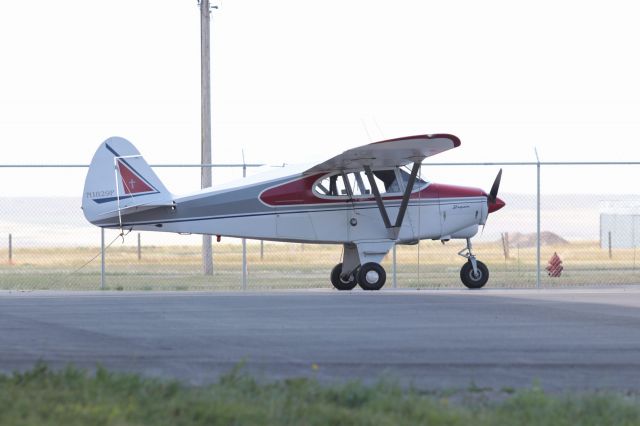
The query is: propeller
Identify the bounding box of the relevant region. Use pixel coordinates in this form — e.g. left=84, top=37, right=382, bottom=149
left=488, top=168, right=502, bottom=204
left=482, top=169, right=503, bottom=234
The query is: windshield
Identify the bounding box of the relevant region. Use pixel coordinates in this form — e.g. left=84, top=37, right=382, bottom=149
left=398, top=167, right=428, bottom=190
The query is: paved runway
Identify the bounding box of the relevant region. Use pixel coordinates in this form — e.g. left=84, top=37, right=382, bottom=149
left=2, top=288, right=640, bottom=391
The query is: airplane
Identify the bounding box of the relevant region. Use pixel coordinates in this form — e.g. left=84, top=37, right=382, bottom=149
left=82, top=134, right=505, bottom=290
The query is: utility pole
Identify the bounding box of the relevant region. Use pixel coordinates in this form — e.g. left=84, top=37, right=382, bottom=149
left=200, top=0, right=215, bottom=275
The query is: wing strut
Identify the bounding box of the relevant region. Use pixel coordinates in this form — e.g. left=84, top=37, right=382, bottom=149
left=363, top=162, right=422, bottom=238
left=363, top=165, right=392, bottom=229
left=394, top=161, right=421, bottom=229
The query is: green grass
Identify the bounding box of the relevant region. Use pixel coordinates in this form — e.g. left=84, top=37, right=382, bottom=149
left=2, top=364, right=640, bottom=425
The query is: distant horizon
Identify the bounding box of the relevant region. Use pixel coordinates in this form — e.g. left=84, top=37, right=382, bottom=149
left=4, top=193, right=638, bottom=246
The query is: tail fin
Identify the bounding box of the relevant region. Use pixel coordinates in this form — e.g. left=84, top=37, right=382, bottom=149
left=82, top=137, right=173, bottom=226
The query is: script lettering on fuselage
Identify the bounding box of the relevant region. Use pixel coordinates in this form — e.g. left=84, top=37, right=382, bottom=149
left=85, top=190, right=115, bottom=199
left=452, top=204, right=470, bottom=210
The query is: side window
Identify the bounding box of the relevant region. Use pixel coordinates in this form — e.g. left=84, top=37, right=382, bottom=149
left=372, top=170, right=401, bottom=194
left=315, top=168, right=418, bottom=198
left=342, top=172, right=370, bottom=196
left=344, top=170, right=402, bottom=197
left=314, top=174, right=347, bottom=197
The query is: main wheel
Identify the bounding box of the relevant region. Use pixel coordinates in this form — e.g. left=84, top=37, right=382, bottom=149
left=357, top=262, right=386, bottom=291
left=460, top=260, right=489, bottom=289
left=330, top=263, right=358, bottom=290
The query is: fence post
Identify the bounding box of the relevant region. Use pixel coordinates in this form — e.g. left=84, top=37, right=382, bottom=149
left=137, top=233, right=141, bottom=261
left=535, top=150, right=541, bottom=289
left=608, top=231, right=612, bottom=259
left=260, top=240, right=264, bottom=260
left=8, top=233, right=12, bottom=265
left=100, top=228, right=105, bottom=290
left=633, top=216, right=637, bottom=270
left=501, top=232, right=510, bottom=260
left=242, top=164, right=247, bottom=290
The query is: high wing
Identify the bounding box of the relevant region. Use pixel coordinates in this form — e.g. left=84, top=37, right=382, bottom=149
left=305, top=134, right=461, bottom=240
left=303, top=134, right=460, bottom=175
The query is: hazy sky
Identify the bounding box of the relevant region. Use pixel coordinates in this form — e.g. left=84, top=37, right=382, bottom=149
left=1, top=0, right=640, bottom=195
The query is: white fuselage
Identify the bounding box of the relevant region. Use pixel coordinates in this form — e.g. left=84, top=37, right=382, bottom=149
left=120, top=166, right=490, bottom=244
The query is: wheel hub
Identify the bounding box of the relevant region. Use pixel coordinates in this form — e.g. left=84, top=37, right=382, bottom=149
left=340, top=274, right=352, bottom=283
left=365, top=270, right=379, bottom=284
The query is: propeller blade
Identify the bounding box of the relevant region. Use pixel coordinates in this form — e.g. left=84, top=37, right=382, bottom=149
left=488, top=168, right=502, bottom=204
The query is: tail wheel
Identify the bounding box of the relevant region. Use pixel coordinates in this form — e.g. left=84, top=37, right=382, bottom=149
left=357, top=262, right=386, bottom=291
left=330, top=263, right=358, bottom=291
left=460, top=260, right=489, bottom=289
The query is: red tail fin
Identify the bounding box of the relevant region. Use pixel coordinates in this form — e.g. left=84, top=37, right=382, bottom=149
left=117, top=158, right=155, bottom=195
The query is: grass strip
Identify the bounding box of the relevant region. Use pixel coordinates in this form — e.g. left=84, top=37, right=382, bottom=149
left=1, top=363, right=640, bottom=425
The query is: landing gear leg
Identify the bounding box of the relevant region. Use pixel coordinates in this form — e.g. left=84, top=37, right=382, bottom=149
left=331, top=242, right=393, bottom=291
left=458, top=238, right=489, bottom=289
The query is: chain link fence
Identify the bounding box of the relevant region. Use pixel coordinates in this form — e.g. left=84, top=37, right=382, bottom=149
left=1, top=163, right=639, bottom=290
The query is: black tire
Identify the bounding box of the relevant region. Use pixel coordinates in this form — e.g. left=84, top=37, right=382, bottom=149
left=330, top=263, right=358, bottom=290
left=357, top=262, right=386, bottom=291
left=460, top=260, right=489, bottom=289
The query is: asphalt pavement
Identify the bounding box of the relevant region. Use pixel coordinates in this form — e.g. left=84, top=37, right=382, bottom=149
left=2, top=288, right=640, bottom=391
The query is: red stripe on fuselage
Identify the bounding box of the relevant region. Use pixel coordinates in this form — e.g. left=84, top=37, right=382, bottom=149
left=424, top=183, right=486, bottom=199
left=259, top=175, right=486, bottom=207
left=259, top=174, right=328, bottom=206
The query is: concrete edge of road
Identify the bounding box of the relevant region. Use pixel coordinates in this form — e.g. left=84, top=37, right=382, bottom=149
left=2, top=285, right=640, bottom=298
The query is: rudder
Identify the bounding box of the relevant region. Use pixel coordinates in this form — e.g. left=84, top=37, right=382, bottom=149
left=82, top=137, right=173, bottom=226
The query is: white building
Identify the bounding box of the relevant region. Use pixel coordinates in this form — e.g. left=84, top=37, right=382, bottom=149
left=600, top=201, right=640, bottom=249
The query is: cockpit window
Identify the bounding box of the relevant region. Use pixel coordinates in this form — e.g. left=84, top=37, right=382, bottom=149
left=372, top=170, right=400, bottom=193
left=398, top=167, right=428, bottom=190
left=314, top=167, right=428, bottom=199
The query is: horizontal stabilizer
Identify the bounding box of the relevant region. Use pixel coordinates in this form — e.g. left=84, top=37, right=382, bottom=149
left=97, top=200, right=175, bottom=216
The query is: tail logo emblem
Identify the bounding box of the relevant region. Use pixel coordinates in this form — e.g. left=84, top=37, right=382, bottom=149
left=117, top=159, right=156, bottom=195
